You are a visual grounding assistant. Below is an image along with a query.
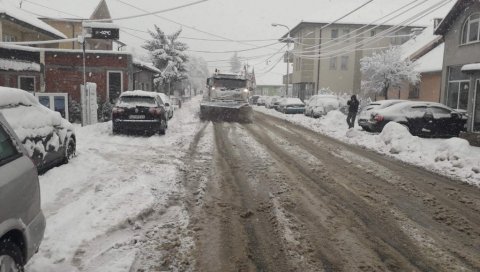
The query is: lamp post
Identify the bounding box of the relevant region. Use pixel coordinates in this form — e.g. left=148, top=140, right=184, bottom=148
left=272, top=23, right=292, bottom=97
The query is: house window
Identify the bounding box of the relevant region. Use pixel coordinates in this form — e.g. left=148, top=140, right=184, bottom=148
left=409, top=84, right=420, bottom=99
left=108, top=71, right=123, bottom=103
left=329, top=57, right=337, bottom=70
left=462, top=13, right=480, bottom=44
left=18, top=76, right=35, bottom=92
left=446, top=66, right=469, bottom=110
left=343, top=29, right=350, bottom=41
left=2, top=34, right=16, bottom=42
left=331, top=29, right=338, bottom=41
left=370, top=30, right=376, bottom=37
left=340, top=56, right=349, bottom=70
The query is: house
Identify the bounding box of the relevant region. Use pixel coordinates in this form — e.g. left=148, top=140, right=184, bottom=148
left=279, top=21, right=420, bottom=100
left=40, top=0, right=115, bottom=50
left=132, top=58, right=161, bottom=92
left=383, top=23, right=444, bottom=102
left=255, top=85, right=284, bottom=96
left=435, top=0, right=480, bottom=133
left=0, top=0, right=66, bottom=46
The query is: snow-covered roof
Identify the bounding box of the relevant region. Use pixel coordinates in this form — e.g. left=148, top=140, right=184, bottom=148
left=120, top=90, right=159, bottom=98
left=400, top=25, right=442, bottom=60
left=0, top=0, right=67, bottom=39
left=83, top=22, right=119, bottom=29
left=414, top=43, right=444, bottom=73
left=461, top=63, right=480, bottom=72
left=0, top=58, right=40, bottom=72
left=133, top=58, right=161, bottom=74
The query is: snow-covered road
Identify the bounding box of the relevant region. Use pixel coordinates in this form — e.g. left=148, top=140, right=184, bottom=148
left=255, top=106, right=480, bottom=187
left=27, top=96, right=203, bottom=272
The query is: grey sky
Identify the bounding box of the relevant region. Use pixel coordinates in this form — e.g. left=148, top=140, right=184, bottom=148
left=15, top=0, right=454, bottom=85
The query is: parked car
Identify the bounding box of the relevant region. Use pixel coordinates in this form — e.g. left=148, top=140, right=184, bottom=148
left=249, top=95, right=260, bottom=105
left=0, top=87, right=76, bottom=173
left=158, top=93, right=174, bottom=119
left=304, top=95, right=344, bottom=118
left=358, top=100, right=407, bottom=131
left=0, top=112, right=46, bottom=271
left=265, top=96, right=280, bottom=108
left=278, top=98, right=305, bottom=114
left=112, top=90, right=168, bottom=135
left=274, top=98, right=286, bottom=111
left=367, top=101, right=467, bottom=137
left=256, top=96, right=266, bottom=106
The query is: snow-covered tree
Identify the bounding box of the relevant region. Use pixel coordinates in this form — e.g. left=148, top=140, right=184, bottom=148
left=143, top=26, right=189, bottom=94
left=186, top=56, right=209, bottom=95
left=230, top=52, right=242, bottom=73
left=360, top=47, right=419, bottom=100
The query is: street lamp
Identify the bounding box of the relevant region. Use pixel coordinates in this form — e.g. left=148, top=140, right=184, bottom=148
left=272, top=23, right=292, bottom=97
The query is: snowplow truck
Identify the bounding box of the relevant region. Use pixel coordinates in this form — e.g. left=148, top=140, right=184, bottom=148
left=200, top=73, right=253, bottom=123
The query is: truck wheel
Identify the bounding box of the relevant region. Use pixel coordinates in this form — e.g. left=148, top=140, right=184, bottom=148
left=0, top=238, right=24, bottom=272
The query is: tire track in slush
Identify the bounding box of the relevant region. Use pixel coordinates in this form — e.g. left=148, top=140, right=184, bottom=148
left=247, top=112, right=480, bottom=271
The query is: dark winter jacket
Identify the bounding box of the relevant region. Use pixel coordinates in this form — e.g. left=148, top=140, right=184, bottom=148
left=347, top=96, right=359, bottom=113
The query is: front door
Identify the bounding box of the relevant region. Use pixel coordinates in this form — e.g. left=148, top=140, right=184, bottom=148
left=473, top=79, right=480, bottom=131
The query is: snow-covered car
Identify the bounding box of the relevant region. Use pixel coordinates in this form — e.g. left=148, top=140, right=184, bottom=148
left=158, top=93, right=174, bottom=119
left=0, top=87, right=76, bottom=173
left=265, top=96, right=280, bottom=108
left=278, top=98, right=305, bottom=114
left=257, top=96, right=266, bottom=106
left=367, top=101, right=467, bottom=137
left=304, top=95, right=344, bottom=118
left=274, top=98, right=286, bottom=111
left=249, top=95, right=260, bottom=105
left=112, top=90, right=168, bottom=135
left=358, top=100, right=406, bottom=131
left=0, top=112, right=45, bottom=271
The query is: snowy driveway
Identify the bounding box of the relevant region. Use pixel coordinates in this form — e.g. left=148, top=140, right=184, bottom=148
left=27, top=97, right=202, bottom=272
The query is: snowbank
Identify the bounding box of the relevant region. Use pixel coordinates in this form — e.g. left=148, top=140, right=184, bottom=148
left=255, top=106, right=480, bottom=187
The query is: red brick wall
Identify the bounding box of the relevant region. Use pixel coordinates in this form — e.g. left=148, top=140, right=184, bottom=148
left=44, top=51, right=131, bottom=103
left=0, top=72, right=41, bottom=91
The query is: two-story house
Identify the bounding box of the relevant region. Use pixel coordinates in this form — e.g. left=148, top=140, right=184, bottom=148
left=435, top=0, right=480, bottom=133
left=280, top=21, right=418, bottom=100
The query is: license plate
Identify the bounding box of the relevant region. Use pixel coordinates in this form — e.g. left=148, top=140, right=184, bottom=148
left=129, top=115, right=145, bottom=120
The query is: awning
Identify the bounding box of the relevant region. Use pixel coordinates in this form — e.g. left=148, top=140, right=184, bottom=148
left=0, top=58, right=40, bottom=72
left=461, top=63, right=480, bottom=72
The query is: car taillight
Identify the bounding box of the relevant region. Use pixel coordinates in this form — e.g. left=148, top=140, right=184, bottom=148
left=112, top=107, right=124, bottom=116
left=374, top=114, right=384, bottom=122
left=149, top=108, right=162, bottom=116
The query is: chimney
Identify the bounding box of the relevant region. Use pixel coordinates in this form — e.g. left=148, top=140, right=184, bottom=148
left=434, top=18, right=443, bottom=31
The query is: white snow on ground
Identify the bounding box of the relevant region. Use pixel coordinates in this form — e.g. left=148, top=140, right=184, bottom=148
left=27, top=96, right=203, bottom=272
left=255, top=106, right=480, bottom=187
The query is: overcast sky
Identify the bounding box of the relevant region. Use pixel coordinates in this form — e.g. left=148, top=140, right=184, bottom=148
left=14, top=0, right=455, bottom=85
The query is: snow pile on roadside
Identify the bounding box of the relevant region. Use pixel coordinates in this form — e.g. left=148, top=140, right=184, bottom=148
left=27, top=96, right=203, bottom=272
left=255, top=106, right=480, bottom=186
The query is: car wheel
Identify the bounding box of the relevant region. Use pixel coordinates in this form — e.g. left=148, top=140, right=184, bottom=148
left=0, top=238, right=24, bottom=272
left=63, top=137, right=76, bottom=163
left=159, top=119, right=167, bottom=135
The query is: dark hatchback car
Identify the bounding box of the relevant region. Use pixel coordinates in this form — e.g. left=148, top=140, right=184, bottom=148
left=366, top=101, right=467, bottom=137
left=358, top=100, right=406, bottom=131
left=112, top=90, right=168, bottom=135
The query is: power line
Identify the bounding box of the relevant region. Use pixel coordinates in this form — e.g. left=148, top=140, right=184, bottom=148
left=291, top=0, right=451, bottom=59
left=185, top=42, right=281, bottom=54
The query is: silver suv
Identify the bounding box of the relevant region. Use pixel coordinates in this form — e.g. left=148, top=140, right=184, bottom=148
left=0, top=113, right=45, bottom=271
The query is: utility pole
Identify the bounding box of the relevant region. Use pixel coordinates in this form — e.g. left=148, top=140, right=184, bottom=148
left=272, top=23, right=292, bottom=97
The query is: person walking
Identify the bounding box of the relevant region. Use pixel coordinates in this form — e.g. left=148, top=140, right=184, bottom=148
left=346, top=95, right=359, bottom=129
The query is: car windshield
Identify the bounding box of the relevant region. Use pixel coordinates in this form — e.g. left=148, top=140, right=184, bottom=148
left=213, top=79, right=247, bottom=89
left=5, top=1, right=479, bottom=271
